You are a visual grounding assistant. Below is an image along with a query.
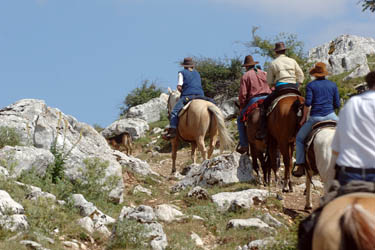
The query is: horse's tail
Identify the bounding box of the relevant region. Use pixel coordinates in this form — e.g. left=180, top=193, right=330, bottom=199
left=207, top=105, right=234, bottom=151
left=341, top=203, right=375, bottom=250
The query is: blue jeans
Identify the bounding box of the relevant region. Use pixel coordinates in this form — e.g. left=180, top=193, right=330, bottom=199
left=295, top=112, right=338, bottom=164
left=336, top=168, right=375, bottom=186
left=170, top=95, right=198, bottom=128
left=237, top=96, right=267, bottom=147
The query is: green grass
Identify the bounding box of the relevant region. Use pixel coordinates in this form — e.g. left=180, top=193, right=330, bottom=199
left=367, top=54, right=375, bottom=71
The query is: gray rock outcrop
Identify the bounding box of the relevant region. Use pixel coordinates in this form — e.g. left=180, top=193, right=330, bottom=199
left=309, top=34, right=375, bottom=79
left=101, top=117, right=149, bottom=140
left=125, top=94, right=168, bottom=123
left=172, top=153, right=255, bottom=192
left=0, top=190, right=29, bottom=231
left=211, top=189, right=271, bottom=212
left=0, top=99, right=127, bottom=203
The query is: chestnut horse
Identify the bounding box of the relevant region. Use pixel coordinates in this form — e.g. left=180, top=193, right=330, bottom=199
left=167, top=89, right=233, bottom=173
left=245, top=105, right=269, bottom=184
left=304, top=126, right=337, bottom=210
left=267, top=95, right=304, bottom=192
left=313, top=192, right=375, bottom=250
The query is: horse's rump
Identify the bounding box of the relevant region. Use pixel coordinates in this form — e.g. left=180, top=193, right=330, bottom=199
left=313, top=192, right=375, bottom=250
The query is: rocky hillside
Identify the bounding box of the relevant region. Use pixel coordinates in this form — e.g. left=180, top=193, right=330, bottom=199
left=0, top=97, right=324, bottom=250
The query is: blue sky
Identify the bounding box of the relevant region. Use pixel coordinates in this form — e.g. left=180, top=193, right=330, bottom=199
left=0, top=0, right=374, bottom=127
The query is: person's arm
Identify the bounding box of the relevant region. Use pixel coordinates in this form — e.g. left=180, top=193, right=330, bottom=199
left=267, top=64, right=275, bottom=87
left=300, top=105, right=310, bottom=126
left=295, top=61, right=304, bottom=84
left=333, top=85, right=340, bottom=109
left=177, top=72, right=183, bottom=93
left=238, top=76, right=247, bottom=110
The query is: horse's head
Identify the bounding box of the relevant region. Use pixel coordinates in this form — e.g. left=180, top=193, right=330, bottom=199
left=167, top=87, right=181, bottom=119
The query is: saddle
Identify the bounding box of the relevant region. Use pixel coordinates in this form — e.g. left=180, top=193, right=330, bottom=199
left=178, top=96, right=215, bottom=117
left=304, top=120, right=337, bottom=154
left=266, top=88, right=302, bottom=116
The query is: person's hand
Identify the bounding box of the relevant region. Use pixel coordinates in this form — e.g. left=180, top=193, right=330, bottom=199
left=299, top=117, right=306, bottom=126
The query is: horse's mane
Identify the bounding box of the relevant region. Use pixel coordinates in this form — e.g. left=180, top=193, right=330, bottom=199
left=340, top=202, right=375, bottom=250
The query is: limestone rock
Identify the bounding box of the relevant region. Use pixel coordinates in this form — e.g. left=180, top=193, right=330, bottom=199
left=187, top=186, right=210, bottom=200
left=226, top=218, right=275, bottom=232
left=125, top=94, right=168, bottom=123
left=211, top=189, right=271, bottom=212
left=309, top=34, right=375, bottom=79
left=101, top=117, right=149, bottom=139
left=154, top=204, right=185, bottom=223
left=172, top=153, right=255, bottom=192
left=0, top=99, right=125, bottom=203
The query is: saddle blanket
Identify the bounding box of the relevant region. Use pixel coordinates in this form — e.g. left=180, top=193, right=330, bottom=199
left=241, top=99, right=264, bottom=122
left=266, top=93, right=300, bottom=116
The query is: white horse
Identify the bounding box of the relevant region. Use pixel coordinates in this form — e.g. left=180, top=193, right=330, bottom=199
left=305, top=127, right=338, bottom=209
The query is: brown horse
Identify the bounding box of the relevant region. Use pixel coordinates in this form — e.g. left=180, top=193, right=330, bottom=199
left=313, top=192, right=375, bottom=250
left=167, top=89, right=233, bottom=173
left=267, top=95, right=304, bottom=192
left=245, top=105, right=269, bottom=184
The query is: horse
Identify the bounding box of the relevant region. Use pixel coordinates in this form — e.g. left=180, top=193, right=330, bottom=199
left=107, top=132, right=133, bottom=155
left=267, top=94, right=304, bottom=192
left=244, top=102, right=269, bottom=184
left=312, top=192, right=375, bottom=250
left=304, top=125, right=337, bottom=210
left=167, top=88, right=233, bottom=174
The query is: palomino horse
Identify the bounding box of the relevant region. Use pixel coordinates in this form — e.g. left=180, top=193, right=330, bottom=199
left=304, top=124, right=337, bottom=210
left=312, top=192, right=375, bottom=250
left=267, top=94, right=304, bottom=192
left=167, top=89, right=233, bottom=173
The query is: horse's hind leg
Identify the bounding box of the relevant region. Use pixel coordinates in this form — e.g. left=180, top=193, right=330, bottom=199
left=191, top=142, right=197, bottom=164
left=268, top=138, right=279, bottom=188
left=171, top=138, right=179, bottom=174
left=207, top=135, right=218, bottom=159
left=197, top=136, right=208, bottom=161
left=250, top=144, right=261, bottom=184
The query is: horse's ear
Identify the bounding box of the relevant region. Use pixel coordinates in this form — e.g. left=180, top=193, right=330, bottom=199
left=168, top=87, right=172, bottom=94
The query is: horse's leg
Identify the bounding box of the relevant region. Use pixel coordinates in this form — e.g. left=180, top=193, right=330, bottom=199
left=171, top=137, right=179, bottom=174
left=268, top=138, right=278, bottom=187
left=191, top=142, right=197, bottom=164
left=288, top=142, right=295, bottom=192
left=250, top=144, right=261, bottom=184
left=197, top=136, right=207, bottom=161
left=305, top=169, right=313, bottom=210
left=279, top=142, right=292, bottom=193
left=207, top=135, right=217, bottom=159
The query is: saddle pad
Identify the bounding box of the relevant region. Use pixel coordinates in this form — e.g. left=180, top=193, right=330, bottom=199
left=266, top=93, right=300, bottom=116
left=241, top=99, right=264, bottom=122
left=304, top=121, right=337, bottom=155
left=178, top=101, right=192, bottom=117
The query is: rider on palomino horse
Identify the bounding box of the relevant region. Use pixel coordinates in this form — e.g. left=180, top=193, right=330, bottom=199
left=165, top=57, right=208, bottom=139
left=292, top=62, right=340, bottom=177
left=236, top=55, right=271, bottom=154
left=256, top=41, right=304, bottom=140
left=331, top=70, right=375, bottom=185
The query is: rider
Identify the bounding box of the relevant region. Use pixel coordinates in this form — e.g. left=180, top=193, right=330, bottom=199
left=236, top=55, right=271, bottom=154
left=256, top=42, right=304, bottom=140
left=292, top=62, right=340, bottom=177
left=164, top=57, right=205, bottom=139
left=331, top=70, right=375, bottom=185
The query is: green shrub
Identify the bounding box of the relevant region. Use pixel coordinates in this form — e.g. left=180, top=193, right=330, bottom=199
left=120, top=80, right=163, bottom=116
left=107, top=219, right=150, bottom=250
left=0, top=126, right=21, bottom=149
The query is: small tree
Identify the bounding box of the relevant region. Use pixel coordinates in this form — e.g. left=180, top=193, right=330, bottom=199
left=245, top=27, right=313, bottom=94
left=195, top=57, right=242, bottom=99
left=359, top=0, right=375, bottom=12
left=120, top=80, right=163, bottom=116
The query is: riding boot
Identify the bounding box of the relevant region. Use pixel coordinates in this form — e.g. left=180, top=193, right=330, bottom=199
left=292, top=163, right=306, bottom=177
left=163, top=128, right=177, bottom=140
left=255, top=105, right=267, bottom=140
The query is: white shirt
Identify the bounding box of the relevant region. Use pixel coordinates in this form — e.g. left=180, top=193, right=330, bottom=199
left=177, top=72, right=183, bottom=86
left=331, top=90, right=375, bottom=168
